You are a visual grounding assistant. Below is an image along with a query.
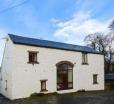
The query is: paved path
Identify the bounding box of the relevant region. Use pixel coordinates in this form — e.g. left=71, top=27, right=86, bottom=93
left=1, top=91, right=114, bottom=104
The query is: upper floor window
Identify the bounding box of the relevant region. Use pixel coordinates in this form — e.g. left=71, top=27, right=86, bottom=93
left=82, top=53, right=88, bottom=64
left=28, top=51, right=39, bottom=64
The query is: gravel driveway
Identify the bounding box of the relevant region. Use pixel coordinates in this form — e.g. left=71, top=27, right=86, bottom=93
left=1, top=90, right=114, bottom=104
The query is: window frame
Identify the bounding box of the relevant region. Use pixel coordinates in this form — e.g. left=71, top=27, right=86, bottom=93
left=56, top=62, right=74, bottom=91
left=82, top=52, right=88, bottom=65
left=93, top=74, right=98, bottom=84
left=40, top=80, right=48, bottom=92
left=5, top=80, right=7, bottom=91
left=28, top=51, right=39, bottom=64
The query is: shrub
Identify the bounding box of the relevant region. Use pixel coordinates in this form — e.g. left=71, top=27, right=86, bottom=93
left=77, top=89, right=85, bottom=92
left=30, top=92, right=44, bottom=97
left=51, top=92, right=58, bottom=95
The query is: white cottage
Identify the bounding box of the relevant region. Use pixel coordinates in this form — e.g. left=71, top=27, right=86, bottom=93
left=0, top=34, right=104, bottom=100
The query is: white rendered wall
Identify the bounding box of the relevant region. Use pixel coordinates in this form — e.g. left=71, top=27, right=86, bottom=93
left=10, top=42, right=104, bottom=99
left=0, top=37, right=14, bottom=99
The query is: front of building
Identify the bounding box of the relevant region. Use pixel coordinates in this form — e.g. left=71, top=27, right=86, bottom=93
left=0, top=34, right=104, bottom=100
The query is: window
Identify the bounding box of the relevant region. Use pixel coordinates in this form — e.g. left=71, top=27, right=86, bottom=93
left=82, top=53, right=88, bottom=64
left=93, top=74, right=98, bottom=84
left=5, top=80, right=7, bottom=91
left=57, top=61, right=73, bottom=90
left=28, top=51, right=39, bottom=64
left=40, top=80, right=48, bottom=92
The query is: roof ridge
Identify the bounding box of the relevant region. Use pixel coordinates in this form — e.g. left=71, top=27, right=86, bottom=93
left=8, top=33, right=101, bottom=54
left=8, top=33, right=90, bottom=48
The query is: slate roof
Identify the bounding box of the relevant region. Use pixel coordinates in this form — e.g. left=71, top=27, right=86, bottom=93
left=9, top=34, right=102, bottom=54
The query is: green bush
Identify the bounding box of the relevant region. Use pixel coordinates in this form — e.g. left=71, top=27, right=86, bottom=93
left=30, top=92, right=44, bottom=97
left=51, top=92, right=58, bottom=95
left=77, top=89, right=85, bottom=92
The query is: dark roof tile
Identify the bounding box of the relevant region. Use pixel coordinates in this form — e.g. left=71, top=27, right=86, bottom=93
left=9, top=34, right=101, bottom=54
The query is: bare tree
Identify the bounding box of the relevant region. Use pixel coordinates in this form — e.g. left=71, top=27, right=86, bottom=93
left=109, top=20, right=114, bottom=30
left=84, top=20, right=114, bottom=73
left=84, top=32, right=107, bottom=55
left=107, top=20, right=114, bottom=72
left=84, top=32, right=114, bottom=73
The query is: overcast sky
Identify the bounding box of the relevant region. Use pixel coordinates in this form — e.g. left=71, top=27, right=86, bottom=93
left=0, top=0, right=114, bottom=65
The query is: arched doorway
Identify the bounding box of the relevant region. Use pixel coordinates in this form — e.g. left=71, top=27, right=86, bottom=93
left=56, top=61, right=74, bottom=90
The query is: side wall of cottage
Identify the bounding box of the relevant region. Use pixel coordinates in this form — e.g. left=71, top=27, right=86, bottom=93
left=0, top=36, right=14, bottom=99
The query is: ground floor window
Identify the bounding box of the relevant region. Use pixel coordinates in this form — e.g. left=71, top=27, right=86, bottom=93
left=57, top=61, right=73, bottom=90
left=93, top=74, right=98, bottom=84
left=40, top=80, right=48, bottom=92
left=5, top=80, right=7, bottom=91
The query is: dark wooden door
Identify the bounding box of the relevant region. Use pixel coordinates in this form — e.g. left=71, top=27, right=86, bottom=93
left=62, top=72, right=68, bottom=89
left=57, top=70, right=68, bottom=90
